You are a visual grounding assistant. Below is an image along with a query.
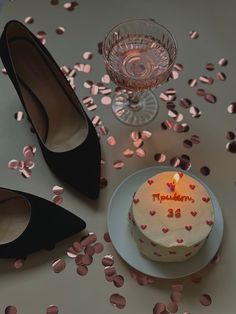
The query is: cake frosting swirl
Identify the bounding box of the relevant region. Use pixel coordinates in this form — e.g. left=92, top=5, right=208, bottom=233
left=129, top=171, right=214, bottom=262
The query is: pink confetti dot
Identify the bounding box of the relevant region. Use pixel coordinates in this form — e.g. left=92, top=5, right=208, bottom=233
left=14, top=259, right=25, bottom=269
left=51, top=195, right=63, bottom=205
left=93, top=242, right=104, bottom=254
left=113, top=275, right=124, bottom=288
left=52, top=259, right=66, bottom=273
left=5, top=306, right=17, bottom=314
left=136, top=148, right=146, bottom=158
left=102, top=255, right=114, bottom=267
left=123, top=148, right=134, bottom=158
left=141, top=130, right=152, bottom=139
left=101, top=74, right=111, bottom=84
left=106, top=136, right=117, bottom=146
left=199, top=294, right=212, bottom=306
left=24, top=16, right=34, bottom=24
left=113, top=160, right=124, bottom=170
left=170, top=291, right=182, bottom=303
left=83, top=51, right=93, bottom=60
left=83, top=64, right=92, bottom=73
left=2, top=67, right=7, bottom=74
left=67, top=246, right=78, bottom=258
left=153, top=303, right=166, bottom=314
left=103, top=232, right=111, bottom=242
left=110, top=293, right=126, bottom=309
left=77, top=265, right=88, bottom=276
left=101, top=96, right=112, bottom=105
left=46, top=305, right=59, bottom=314
left=14, top=111, right=24, bottom=121
left=52, top=185, right=64, bottom=195
left=189, top=30, right=199, bottom=39
left=8, top=159, right=18, bottom=170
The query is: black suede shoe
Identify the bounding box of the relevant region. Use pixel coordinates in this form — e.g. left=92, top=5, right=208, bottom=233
left=0, top=20, right=101, bottom=200
left=0, top=187, right=86, bottom=259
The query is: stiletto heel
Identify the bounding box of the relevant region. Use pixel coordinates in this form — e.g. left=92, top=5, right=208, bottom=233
left=0, top=20, right=101, bottom=199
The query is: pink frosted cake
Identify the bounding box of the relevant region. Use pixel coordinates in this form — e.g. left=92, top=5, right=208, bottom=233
left=129, top=171, right=214, bottom=262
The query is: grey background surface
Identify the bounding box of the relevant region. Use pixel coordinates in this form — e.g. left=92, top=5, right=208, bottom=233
left=0, top=0, right=235, bottom=313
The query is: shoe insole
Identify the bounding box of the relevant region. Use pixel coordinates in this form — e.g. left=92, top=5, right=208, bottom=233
left=9, top=38, right=88, bottom=152
left=0, top=190, right=31, bottom=245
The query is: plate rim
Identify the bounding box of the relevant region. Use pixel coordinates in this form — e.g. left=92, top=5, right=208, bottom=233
left=107, top=166, right=224, bottom=279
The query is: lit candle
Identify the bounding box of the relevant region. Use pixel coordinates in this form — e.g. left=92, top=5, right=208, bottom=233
left=167, top=173, right=180, bottom=191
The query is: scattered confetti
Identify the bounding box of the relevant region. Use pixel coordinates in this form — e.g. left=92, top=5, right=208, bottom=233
left=204, top=93, right=217, bottom=104
left=46, top=305, right=59, bottom=314
left=218, top=58, right=228, bottom=66
left=100, top=177, right=108, bottom=188
left=211, top=251, right=221, bottom=264
left=106, top=136, right=117, bottom=146
left=179, top=98, right=191, bottom=109
left=14, top=259, right=25, bottom=269
left=113, top=160, right=125, bottom=169
left=199, top=75, right=213, bottom=85
left=200, top=166, right=210, bottom=176
left=188, top=78, right=197, bottom=87
left=102, top=255, right=114, bottom=267
left=14, top=111, right=24, bottom=121
left=166, top=301, right=178, bottom=313
left=226, top=141, right=236, bottom=153
left=113, top=275, right=124, bottom=288
left=101, top=96, right=112, bottom=105
left=123, top=148, right=134, bottom=158
left=205, top=63, right=214, bottom=71
left=83, top=64, right=92, bottom=73
left=154, top=153, right=167, bottom=163
left=5, top=306, right=17, bottom=314
left=225, top=131, right=235, bottom=140
left=227, top=103, right=236, bottom=114
left=216, top=72, right=226, bottom=81
left=52, top=259, right=66, bottom=273
left=83, top=51, right=93, bottom=60
left=56, top=26, right=65, bottom=35
left=103, top=232, right=111, bottom=242
left=136, top=148, right=146, bottom=158
left=199, top=294, right=212, bottom=306
left=189, top=30, right=199, bottom=39
left=110, top=293, right=126, bottom=309
left=24, top=16, right=34, bottom=24
left=52, top=185, right=64, bottom=195
left=93, top=242, right=104, bottom=253
left=77, top=265, right=88, bottom=276
left=101, top=74, right=111, bottom=84
left=153, top=303, right=166, bottom=314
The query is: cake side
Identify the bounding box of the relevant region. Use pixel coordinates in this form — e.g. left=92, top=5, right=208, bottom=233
left=129, top=171, right=214, bottom=262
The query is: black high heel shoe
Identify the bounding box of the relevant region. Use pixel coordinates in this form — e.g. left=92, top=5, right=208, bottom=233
left=0, top=20, right=101, bottom=200
left=0, top=187, right=86, bottom=258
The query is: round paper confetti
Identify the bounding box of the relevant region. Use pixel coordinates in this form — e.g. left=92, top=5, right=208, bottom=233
left=153, top=303, right=166, bottom=314
left=8, top=160, right=18, bottom=170
left=110, top=293, right=126, bottom=309
left=52, top=185, right=64, bottom=195
left=101, top=96, right=112, bottom=105
left=83, top=51, right=93, bottom=60
left=154, top=153, right=166, bottom=163
left=102, top=255, right=114, bottom=267
left=227, top=103, right=236, bottom=114
left=14, top=259, right=25, bottom=269
left=226, top=131, right=235, bottom=140
left=200, top=166, right=210, bottom=176
left=113, top=275, right=124, bottom=288
left=216, top=72, right=226, bottom=81
left=24, top=16, right=34, bottom=24
left=113, top=160, right=124, bottom=169
left=199, top=294, right=212, bottom=306
left=218, top=58, right=228, bottom=66
left=136, top=148, right=146, bottom=158
left=106, top=136, right=116, bottom=146
left=83, top=64, right=91, bottom=73
left=226, top=141, right=236, bottom=153
left=103, top=232, right=111, bottom=242
left=77, top=265, right=88, bottom=276
left=206, top=63, right=214, bottom=71
left=52, top=259, right=66, bottom=273
left=204, top=93, right=217, bottom=104
left=189, top=30, right=199, bottom=39
left=51, top=195, right=63, bottom=205
left=5, top=306, right=17, bottom=314
left=101, top=74, right=111, bottom=84
left=93, top=242, right=104, bottom=254
left=123, top=148, right=134, bottom=158
left=188, top=78, right=197, bottom=87
left=100, top=177, right=108, bottom=188
left=46, top=305, right=59, bottom=314
left=56, top=26, right=65, bottom=35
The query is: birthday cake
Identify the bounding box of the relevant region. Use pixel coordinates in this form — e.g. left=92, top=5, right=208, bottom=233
left=129, top=171, right=214, bottom=262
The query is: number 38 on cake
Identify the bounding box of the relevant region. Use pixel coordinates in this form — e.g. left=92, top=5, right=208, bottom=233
left=128, top=171, right=214, bottom=262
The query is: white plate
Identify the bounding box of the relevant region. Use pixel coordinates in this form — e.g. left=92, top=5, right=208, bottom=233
left=107, top=166, right=224, bottom=279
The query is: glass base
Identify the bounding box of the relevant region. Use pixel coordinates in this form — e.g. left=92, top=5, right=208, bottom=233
left=112, top=91, right=159, bottom=126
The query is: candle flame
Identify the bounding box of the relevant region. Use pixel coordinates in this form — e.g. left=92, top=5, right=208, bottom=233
left=172, top=173, right=180, bottom=185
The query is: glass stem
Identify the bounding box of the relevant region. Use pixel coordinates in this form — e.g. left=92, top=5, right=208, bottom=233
left=127, top=91, right=142, bottom=111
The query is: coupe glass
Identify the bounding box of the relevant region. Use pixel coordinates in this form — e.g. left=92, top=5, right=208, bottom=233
left=102, top=18, right=177, bottom=126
